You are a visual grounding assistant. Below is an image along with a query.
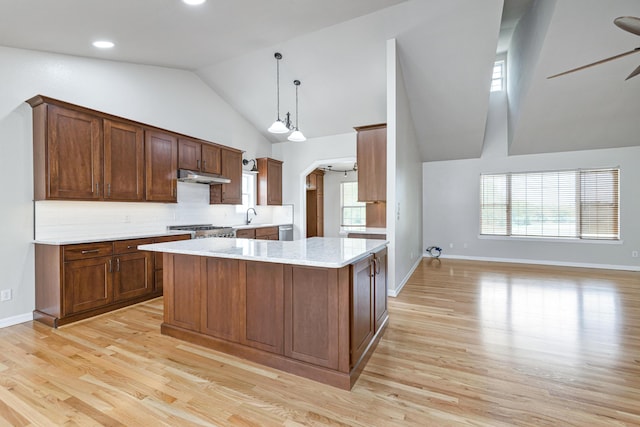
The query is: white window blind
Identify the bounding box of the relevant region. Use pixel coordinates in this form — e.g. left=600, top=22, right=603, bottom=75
left=490, top=60, right=504, bottom=92
left=480, top=168, right=619, bottom=240
left=341, top=182, right=366, bottom=226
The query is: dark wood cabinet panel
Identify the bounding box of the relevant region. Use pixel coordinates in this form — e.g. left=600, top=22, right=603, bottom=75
left=255, top=226, right=279, bottom=240
left=104, top=119, right=145, bottom=201
left=366, top=201, right=387, bottom=228
left=235, top=228, right=256, bottom=239
left=164, top=254, right=202, bottom=331
left=113, top=251, right=153, bottom=302
left=178, top=138, right=201, bottom=171
left=373, top=248, right=388, bottom=332
left=145, top=130, right=178, bottom=202
left=201, top=144, right=221, bottom=175
left=257, top=158, right=283, bottom=206
left=201, top=258, right=242, bottom=342
left=243, top=262, right=284, bottom=354
left=306, top=170, right=324, bottom=237
left=63, top=256, right=112, bottom=315
left=220, top=148, right=242, bottom=204
left=284, top=266, right=339, bottom=369
left=46, top=105, right=102, bottom=200
left=350, top=255, right=374, bottom=367
left=355, top=124, right=386, bottom=202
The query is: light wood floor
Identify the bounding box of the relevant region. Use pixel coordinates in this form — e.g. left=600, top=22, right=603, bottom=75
left=1, top=259, right=639, bottom=426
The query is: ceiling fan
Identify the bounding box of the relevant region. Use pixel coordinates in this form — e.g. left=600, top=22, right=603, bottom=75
left=548, top=16, right=640, bottom=80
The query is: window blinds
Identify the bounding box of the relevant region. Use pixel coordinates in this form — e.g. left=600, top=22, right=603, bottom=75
left=480, top=168, right=619, bottom=240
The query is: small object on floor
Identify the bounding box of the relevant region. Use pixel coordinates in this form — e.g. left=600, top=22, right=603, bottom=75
left=426, top=246, right=442, bottom=258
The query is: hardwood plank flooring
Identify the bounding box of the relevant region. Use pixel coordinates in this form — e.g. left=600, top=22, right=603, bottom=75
left=1, top=259, right=639, bottom=426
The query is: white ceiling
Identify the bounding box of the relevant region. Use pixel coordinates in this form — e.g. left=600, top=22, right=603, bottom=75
left=1, top=0, right=638, bottom=161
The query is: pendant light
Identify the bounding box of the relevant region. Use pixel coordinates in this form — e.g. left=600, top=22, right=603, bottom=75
left=268, top=53, right=290, bottom=134
left=287, top=80, right=306, bottom=142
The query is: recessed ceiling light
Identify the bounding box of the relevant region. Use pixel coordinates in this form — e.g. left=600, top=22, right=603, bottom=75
left=182, top=0, right=206, bottom=5
left=93, top=40, right=114, bottom=49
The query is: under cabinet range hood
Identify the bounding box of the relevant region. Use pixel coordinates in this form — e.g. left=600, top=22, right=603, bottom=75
left=177, top=169, right=231, bottom=184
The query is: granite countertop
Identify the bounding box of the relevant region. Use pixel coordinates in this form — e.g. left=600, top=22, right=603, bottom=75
left=33, top=230, right=193, bottom=245
left=139, top=237, right=388, bottom=268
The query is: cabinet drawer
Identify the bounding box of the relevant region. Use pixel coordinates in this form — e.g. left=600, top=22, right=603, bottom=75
left=255, top=226, right=278, bottom=238
left=236, top=228, right=256, bottom=239
left=64, top=242, right=113, bottom=261
left=114, top=238, right=155, bottom=254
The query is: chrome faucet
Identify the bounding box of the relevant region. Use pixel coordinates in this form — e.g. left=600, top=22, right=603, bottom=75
left=246, top=208, right=257, bottom=225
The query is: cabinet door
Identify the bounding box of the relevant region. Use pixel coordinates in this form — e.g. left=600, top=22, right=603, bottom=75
left=145, top=130, right=178, bottom=202
left=47, top=105, right=102, bottom=200
left=350, top=255, right=374, bottom=367
left=242, top=262, right=284, bottom=354
left=220, top=148, right=242, bottom=204
left=373, top=249, right=388, bottom=332
left=104, top=119, right=144, bottom=201
left=164, top=254, right=202, bottom=331
left=201, top=144, right=221, bottom=175
left=267, top=160, right=283, bottom=205
left=63, top=257, right=112, bottom=315
left=113, top=251, right=153, bottom=302
left=201, top=258, right=242, bottom=342
left=178, top=138, right=201, bottom=171
left=356, top=125, right=386, bottom=202
left=235, top=228, right=256, bottom=239
left=284, top=265, right=339, bottom=368
left=317, top=193, right=324, bottom=237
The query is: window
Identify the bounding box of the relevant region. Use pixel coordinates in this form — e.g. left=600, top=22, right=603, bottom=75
left=237, top=172, right=256, bottom=212
left=341, top=182, right=366, bottom=226
left=480, top=168, right=619, bottom=240
left=490, top=60, right=505, bottom=92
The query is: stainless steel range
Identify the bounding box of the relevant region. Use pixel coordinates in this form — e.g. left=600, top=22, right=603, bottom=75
left=168, top=224, right=236, bottom=239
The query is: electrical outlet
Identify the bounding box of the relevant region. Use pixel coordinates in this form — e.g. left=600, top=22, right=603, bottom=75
left=463, top=243, right=468, bottom=249
left=0, top=289, right=12, bottom=301
left=633, top=251, right=639, bottom=258
left=124, top=215, right=131, bottom=223
left=449, top=243, right=454, bottom=249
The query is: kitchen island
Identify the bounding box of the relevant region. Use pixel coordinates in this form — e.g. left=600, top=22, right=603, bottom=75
left=139, top=237, right=388, bottom=389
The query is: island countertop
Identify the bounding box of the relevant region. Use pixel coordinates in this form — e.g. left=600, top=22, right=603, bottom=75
left=139, top=236, right=388, bottom=268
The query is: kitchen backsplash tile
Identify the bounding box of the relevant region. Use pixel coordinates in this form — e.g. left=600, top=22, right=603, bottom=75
left=35, top=182, right=293, bottom=240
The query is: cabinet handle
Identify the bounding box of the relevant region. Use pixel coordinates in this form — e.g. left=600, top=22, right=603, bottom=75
left=197, top=159, right=201, bottom=169
left=369, top=258, right=375, bottom=278
left=95, top=182, right=100, bottom=196
left=81, top=249, right=100, bottom=254
left=108, top=259, right=112, bottom=273
left=127, top=245, right=135, bottom=249
left=107, top=183, right=111, bottom=197
left=203, top=160, right=207, bottom=169
left=116, top=258, right=120, bottom=272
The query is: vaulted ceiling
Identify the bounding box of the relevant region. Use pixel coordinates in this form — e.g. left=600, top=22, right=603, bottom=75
left=1, top=0, right=638, bottom=161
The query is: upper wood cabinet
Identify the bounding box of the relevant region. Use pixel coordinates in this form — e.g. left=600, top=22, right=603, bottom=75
left=355, top=123, right=386, bottom=202
left=145, top=130, right=178, bottom=203
left=178, top=138, right=222, bottom=175
left=306, top=169, right=324, bottom=238
left=32, top=103, right=102, bottom=200
left=210, top=147, right=242, bottom=205
left=256, top=157, right=283, bottom=205
left=104, top=119, right=145, bottom=201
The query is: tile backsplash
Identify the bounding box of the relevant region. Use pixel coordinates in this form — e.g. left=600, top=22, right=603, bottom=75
left=35, top=182, right=293, bottom=240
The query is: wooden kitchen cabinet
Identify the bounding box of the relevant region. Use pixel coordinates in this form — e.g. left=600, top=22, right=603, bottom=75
left=373, top=248, right=388, bottom=332
left=201, top=258, right=242, bottom=342
left=350, top=255, right=375, bottom=367
left=355, top=123, right=386, bottom=202
left=104, top=119, right=145, bottom=201
left=31, top=103, right=102, bottom=200
left=306, top=169, right=324, bottom=237
left=243, top=262, right=284, bottom=354
left=153, top=234, right=191, bottom=292
left=145, top=130, right=178, bottom=202
left=256, top=157, right=283, bottom=205
left=210, top=147, right=242, bottom=205
left=34, top=234, right=189, bottom=327
left=178, top=138, right=222, bottom=175
left=236, top=226, right=279, bottom=240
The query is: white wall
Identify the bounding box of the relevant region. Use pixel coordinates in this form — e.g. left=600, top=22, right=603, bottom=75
left=272, top=133, right=357, bottom=240
left=0, top=46, right=273, bottom=325
left=323, top=170, right=358, bottom=237
left=388, top=39, right=423, bottom=295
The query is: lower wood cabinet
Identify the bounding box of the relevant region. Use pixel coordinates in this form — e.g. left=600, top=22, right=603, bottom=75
left=35, top=234, right=190, bottom=327
left=235, top=226, right=279, bottom=240
left=160, top=246, right=388, bottom=389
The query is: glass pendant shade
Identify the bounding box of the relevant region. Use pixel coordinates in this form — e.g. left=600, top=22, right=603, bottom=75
left=268, top=119, right=289, bottom=133
left=288, top=129, right=306, bottom=142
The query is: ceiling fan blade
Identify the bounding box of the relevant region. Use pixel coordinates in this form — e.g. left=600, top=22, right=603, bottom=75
left=615, top=16, right=640, bottom=36
left=625, top=64, right=640, bottom=80
left=547, top=48, right=640, bottom=79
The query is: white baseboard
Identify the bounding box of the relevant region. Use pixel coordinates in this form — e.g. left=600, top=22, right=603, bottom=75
left=388, top=256, right=423, bottom=297
left=0, top=312, right=33, bottom=329
left=431, top=254, right=640, bottom=272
